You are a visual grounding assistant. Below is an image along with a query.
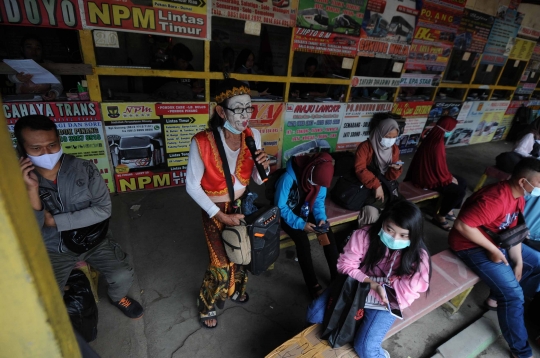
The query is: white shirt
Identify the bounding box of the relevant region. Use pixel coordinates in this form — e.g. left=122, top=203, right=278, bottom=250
left=514, top=133, right=535, bottom=157
left=186, top=127, right=268, bottom=217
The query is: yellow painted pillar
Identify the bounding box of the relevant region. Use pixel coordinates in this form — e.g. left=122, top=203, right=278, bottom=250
left=0, top=102, right=81, bottom=357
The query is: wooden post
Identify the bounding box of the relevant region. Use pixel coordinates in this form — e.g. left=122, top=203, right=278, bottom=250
left=0, top=99, right=81, bottom=358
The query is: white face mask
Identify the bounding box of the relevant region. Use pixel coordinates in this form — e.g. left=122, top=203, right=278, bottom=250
left=28, top=148, right=63, bottom=170
left=380, top=137, right=397, bottom=148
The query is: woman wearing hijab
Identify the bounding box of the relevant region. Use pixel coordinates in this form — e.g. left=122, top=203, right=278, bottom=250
left=405, top=116, right=467, bottom=231
left=354, top=113, right=403, bottom=226
left=274, top=153, right=338, bottom=298
left=186, top=78, right=270, bottom=328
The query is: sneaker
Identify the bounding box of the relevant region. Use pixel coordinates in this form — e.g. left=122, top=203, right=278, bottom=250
left=111, top=296, right=144, bottom=319
left=382, top=349, right=390, bottom=358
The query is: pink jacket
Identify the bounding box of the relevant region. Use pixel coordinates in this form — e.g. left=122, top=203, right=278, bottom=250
left=338, top=227, right=430, bottom=309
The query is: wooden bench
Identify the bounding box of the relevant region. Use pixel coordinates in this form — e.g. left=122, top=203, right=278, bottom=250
left=279, top=182, right=440, bottom=249
left=265, top=249, right=480, bottom=358
left=474, top=166, right=511, bottom=192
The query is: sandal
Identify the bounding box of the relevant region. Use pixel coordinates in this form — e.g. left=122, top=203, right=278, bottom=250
left=200, top=309, right=218, bottom=329
left=309, top=284, right=324, bottom=299
left=431, top=217, right=452, bottom=231
left=230, top=291, right=249, bottom=304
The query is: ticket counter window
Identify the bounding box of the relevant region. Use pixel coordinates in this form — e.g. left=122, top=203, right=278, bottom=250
left=491, top=90, right=513, bottom=100
left=350, top=87, right=396, bottom=102
left=498, top=59, right=527, bottom=87
left=436, top=87, right=466, bottom=102
left=0, top=26, right=82, bottom=102
left=473, top=63, right=503, bottom=85
left=466, top=89, right=490, bottom=101
left=443, top=50, right=480, bottom=84
left=355, top=57, right=403, bottom=80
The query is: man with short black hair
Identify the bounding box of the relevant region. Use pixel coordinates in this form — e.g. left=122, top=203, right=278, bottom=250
left=16, top=115, right=143, bottom=320
left=449, top=157, right=540, bottom=358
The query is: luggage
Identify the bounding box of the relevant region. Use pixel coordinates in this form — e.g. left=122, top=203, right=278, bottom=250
left=245, top=205, right=281, bottom=275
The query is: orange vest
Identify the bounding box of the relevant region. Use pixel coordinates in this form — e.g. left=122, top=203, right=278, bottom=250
left=193, top=127, right=255, bottom=196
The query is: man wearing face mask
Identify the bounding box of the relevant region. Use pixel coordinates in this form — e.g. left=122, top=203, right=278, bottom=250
left=186, top=78, right=270, bottom=329
left=449, top=158, right=540, bottom=358
left=354, top=113, right=403, bottom=227
left=16, top=115, right=144, bottom=320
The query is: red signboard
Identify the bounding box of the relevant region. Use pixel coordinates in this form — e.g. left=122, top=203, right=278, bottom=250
left=293, top=28, right=359, bottom=57
left=0, top=0, right=82, bottom=29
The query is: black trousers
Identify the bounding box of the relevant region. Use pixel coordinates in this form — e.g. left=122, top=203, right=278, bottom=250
left=281, top=214, right=339, bottom=290
left=433, top=175, right=467, bottom=216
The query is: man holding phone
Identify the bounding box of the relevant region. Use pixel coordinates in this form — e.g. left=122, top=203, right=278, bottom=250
left=16, top=115, right=144, bottom=320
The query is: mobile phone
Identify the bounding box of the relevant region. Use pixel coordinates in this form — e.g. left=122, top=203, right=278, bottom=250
left=313, top=222, right=330, bottom=234
left=393, top=161, right=405, bottom=165
left=383, top=284, right=403, bottom=320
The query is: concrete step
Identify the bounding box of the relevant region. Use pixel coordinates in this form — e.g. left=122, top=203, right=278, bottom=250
left=432, top=311, right=501, bottom=358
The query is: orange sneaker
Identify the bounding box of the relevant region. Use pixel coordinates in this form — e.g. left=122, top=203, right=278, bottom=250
left=111, top=296, right=144, bottom=319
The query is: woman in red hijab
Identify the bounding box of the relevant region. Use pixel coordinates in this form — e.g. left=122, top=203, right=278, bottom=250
left=405, top=116, right=467, bottom=231
left=274, top=153, right=338, bottom=298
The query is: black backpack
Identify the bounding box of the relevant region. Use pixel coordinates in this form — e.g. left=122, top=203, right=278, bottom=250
left=507, top=105, right=532, bottom=141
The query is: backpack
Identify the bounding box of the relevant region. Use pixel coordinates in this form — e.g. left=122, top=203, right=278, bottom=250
left=507, top=105, right=532, bottom=141
left=221, top=220, right=251, bottom=265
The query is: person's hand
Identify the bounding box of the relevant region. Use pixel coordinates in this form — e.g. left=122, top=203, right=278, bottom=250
left=41, top=90, right=57, bottom=101
left=16, top=72, right=33, bottom=83
left=375, top=186, right=384, bottom=202
left=513, top=261, right=523, bottom=282
left=44, top=210, right=57, bottom=227
left=254, top=149, right=270, bottom=170
left=318, top=220, right=326, bottom=227
left=371, top=282, right=388, bottom=304
left=488, top=249, right=509, bottom=265
left=260, top=88, right=270, bottom=96
left=452, top=176, right=458, bottom=185
left=215, top=211, right=245, bottom=226
left=19, top=157, right=39, bottom=191
left=389, top=164, right=402, bottom=170
left=304, top=222, right=316, bottom=233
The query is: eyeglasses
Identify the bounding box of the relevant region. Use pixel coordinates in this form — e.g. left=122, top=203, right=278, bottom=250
left=222, top=106, right=255, bottom=115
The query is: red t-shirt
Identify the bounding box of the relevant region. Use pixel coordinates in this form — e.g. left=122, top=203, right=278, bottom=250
left=448, top=181, right=524, bottom=251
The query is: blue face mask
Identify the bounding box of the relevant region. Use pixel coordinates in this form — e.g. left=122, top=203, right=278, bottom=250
left=524, top=179, right=540, bottom=198
left=444, top=131, right=452, bottom=138
left=379, top=228, right=411, bottom=250
left=223, top=120, right=242, bottom=135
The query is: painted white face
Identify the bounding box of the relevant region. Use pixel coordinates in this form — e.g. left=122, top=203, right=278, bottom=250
left=224, top=94, right=252, bottom=132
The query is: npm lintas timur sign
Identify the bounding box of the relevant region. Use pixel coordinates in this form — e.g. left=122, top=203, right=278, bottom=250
left=81, top=0, right=210, bottom=40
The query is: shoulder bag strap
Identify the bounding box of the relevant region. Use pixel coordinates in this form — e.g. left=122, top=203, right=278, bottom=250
left=213, top=129, right=235, bottom=203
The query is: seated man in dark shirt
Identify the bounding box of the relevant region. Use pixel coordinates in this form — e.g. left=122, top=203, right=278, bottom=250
left=291, top=57, right=327, bottom=99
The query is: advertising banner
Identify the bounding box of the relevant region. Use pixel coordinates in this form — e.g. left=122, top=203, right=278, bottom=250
left=422, top=101, right=462, bottom=139
left=446, top=101, right=482, bottom=147
left=101, top=102, right=208, bottom=192
left=3, top=102, right=114, bottom=192
left=248, top=102, right=285, bottom=173
left=400, top=73, right=442, bottom=87
left=212, top=0, right=295, bottom=27
left=492, top=100, right=527, bottom=141
left=351, top=76, right=401, bottom=87
left=469, top=101, right=510, bottom=144
left=336, top=102, right=394, bottom=151
left=518, top=26, right=540, bottom=41
left=82, top=0, right=210, bottom=40
left=296, top=0, right=366, bottom=34
left=282, top=103, right=344, bottom=164
left=0, top=0, right=82, bottom=29
left=509, top=38, right=536, bottom=61
left=454, top=8, right=494, bottom=53
left=529, top=100, right=540, bottom=119
left=358, top=0, right=420, bottom=60
left=406, top=0, right=464, bottom=72
left=483, top=7, right=522, bottom=61
left=392, top=101, right=432, bottom=154
left=292, top=28, right=360, bottom=57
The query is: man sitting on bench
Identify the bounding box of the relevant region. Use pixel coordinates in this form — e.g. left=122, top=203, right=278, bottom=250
left=450, top=158, right=540, bottom=358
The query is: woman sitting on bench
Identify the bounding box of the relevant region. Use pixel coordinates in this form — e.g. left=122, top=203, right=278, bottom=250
left=405, top=116, right=467, bottom=231
left=274, top=153, right=339, bottom=299
left=354, top=113, right=403, bottom=226
left=306, top=199, right=431, bottom=358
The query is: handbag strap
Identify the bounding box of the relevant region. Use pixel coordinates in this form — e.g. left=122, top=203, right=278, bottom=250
left=213, top=128, right=235, bottom=203
left=481, top=210, right=526, bottom=239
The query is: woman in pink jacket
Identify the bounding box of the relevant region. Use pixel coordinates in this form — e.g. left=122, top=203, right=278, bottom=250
left=307, top=199, right=431, bottom=358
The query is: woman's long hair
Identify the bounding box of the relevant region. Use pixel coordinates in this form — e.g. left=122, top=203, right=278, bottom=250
left=208, top=98, right=228, bottom=130
left=364, top=199, right=432, bottom=282
left=234, top=49, right=254, bottom=72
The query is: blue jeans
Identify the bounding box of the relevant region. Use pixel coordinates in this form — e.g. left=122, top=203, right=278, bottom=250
left=306, top=289, right=396, bottom=358
left=455, top=245, right=540, bottom=358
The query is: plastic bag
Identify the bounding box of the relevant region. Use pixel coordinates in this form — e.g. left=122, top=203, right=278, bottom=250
left=63, top=270, right=98, bottom=342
